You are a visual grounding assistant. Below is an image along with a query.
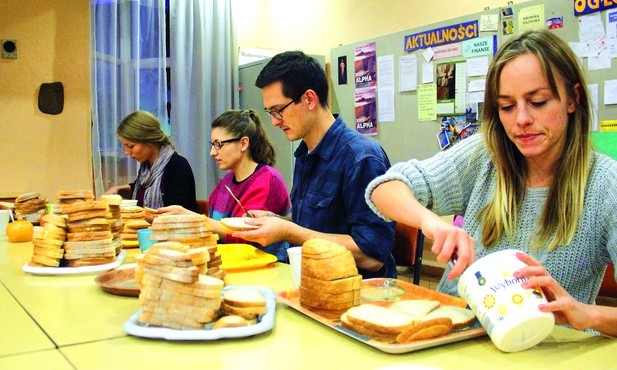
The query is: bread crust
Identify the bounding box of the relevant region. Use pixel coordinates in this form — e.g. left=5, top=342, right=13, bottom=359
left=396, top=317, right=453, bottom=343
left=300, top=274, right=362, bottom=294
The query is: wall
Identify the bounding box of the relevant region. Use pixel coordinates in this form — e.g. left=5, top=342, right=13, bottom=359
left=0, top=0, right=521, bottom=202
left=233, top=0, right=522, bottom=59
left=0, top=0, right=91, bottom=201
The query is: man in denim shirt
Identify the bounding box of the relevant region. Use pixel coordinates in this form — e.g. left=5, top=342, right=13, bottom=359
left=233, top=51, right=396, bottom=278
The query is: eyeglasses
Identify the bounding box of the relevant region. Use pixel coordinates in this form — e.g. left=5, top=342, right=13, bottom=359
left=264, top=100, right=294, bottom=120
left=209, top=137, right=241, bottom=150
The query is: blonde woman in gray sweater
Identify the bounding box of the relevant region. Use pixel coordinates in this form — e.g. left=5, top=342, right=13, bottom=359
left=366, top=30, right=617, bottom=336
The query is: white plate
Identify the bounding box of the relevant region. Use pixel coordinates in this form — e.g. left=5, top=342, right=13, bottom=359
left=22, top=250, right=126, bottom=276
left=123, top=285, right=276, bottom=340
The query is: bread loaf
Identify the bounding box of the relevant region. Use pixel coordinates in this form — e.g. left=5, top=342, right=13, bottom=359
left=298, top=238, right=361, bottom=319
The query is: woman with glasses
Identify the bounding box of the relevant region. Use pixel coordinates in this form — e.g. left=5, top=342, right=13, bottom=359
left=105, top=110, right=198, bottom=212
left=159, top=109, right=291, bottom=261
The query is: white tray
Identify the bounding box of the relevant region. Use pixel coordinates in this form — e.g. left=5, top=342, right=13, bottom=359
left=123, top=285, right=276, bottom=340
left=22, top=250, right=126, bottom=276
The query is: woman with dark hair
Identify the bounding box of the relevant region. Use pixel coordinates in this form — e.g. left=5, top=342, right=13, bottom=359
left=105, top=110, right=198, bottom=212
left=160, top=109, right=291, bottom=261
left=366, top=30, right=617, bottom=335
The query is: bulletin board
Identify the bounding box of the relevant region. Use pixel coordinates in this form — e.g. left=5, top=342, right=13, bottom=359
left=330, top=0, right=617, bottom=164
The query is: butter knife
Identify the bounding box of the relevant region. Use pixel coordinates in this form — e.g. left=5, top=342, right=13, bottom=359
left=224, top=185, right=253, bottom=218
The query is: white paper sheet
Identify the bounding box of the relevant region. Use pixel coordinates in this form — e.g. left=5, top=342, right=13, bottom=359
left=399, top=54, right=418, bottom=92
left=422, top=62, right=434, bottom=84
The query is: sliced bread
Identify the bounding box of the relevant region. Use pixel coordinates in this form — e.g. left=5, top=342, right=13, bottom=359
left=223, top=289, right=266, bottom=308
left=389, top=299, right=441, bottom=319
left=344, top=304, right=416, bottom=334
left=421, top=305, right=476, bottom=329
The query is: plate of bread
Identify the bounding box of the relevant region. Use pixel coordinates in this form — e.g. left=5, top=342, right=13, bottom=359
left=22, top=250, right=126, bottom=276
left=123, top=241, right=275, bottom=340
left=124, top=285, right=276, bottom=340
left=276, top=238, right=486, bottom=354
left=218, top=243, right=277, bottom=270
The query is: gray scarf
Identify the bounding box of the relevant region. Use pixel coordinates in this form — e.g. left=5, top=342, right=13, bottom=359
left=133, top=145, right=174, bottom=209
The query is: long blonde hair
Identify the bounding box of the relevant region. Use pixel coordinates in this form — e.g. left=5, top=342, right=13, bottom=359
left=480, top=30, right=591, bottom=251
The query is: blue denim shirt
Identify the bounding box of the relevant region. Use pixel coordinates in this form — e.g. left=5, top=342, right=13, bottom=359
left=291, top=117, right=396, bottom=278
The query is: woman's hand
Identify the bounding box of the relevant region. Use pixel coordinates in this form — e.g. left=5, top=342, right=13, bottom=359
left=247, top=209, right=276, bottom=218
left=105, top=185, right=120, bottom=195
left=232, top=216, right=289, bottom=246
left=157, top=205, right=194, bottom=215
left=421, top=214, right=475, bottom=280
left=514, top=252, right=596, bottom=331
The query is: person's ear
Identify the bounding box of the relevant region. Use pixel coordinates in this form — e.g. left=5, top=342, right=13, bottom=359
left=568, top=83, right=581, bottom=113
left=240, top=136, right=250, bottom=152
left=304, top=89, right=319, bottom=110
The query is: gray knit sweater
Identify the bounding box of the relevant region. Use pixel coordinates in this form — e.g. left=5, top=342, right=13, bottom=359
left=365, top=134, right=617, bottom=304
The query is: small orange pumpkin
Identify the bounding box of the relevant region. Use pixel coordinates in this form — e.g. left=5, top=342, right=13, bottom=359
left=6, top=219, right=34, bottom=243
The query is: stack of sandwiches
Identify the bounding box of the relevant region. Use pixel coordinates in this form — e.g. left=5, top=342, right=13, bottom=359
left=29, top=213, right=67, bottom=267
left=298, top=238, right=362, bottom=319
left=99, top=194, right=123, bottom=253
left=120, top=219, right=150, bottom=249
left=57, top=190, right=95, bottom=204
left=135, top=241, right=224, bottom=330
left=119, top=206, right=146, bottom=249
left=150, top=214, right=223, bottom=279
left=14, top=192, right=47, bottom=223
left=62, top=200, right=116, bottom=267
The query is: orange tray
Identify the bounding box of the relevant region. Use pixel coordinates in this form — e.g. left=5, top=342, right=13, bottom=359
left=276, top=278, right=486, bottom=354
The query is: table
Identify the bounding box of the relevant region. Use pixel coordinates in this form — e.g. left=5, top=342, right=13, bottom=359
left=1, top=240, right=615, bottom=370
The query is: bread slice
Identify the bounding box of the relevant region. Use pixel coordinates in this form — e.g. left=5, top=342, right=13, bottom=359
left=212, top=315, right=250, bottom=329
left=421, top=305, right=476, bottom=329
left=340, top=313, right=399, bottom=342
left=396, top=317, right=453, bottom=343
left=390, top=299, right=441, bottom=319
left=300, top=274, right=362, bottom=294
left=65, top=256, right=116, bottom=266
left=302, top=238, right=347, bottom=256
left=223, top=289, right=266, bottom=308
left=221, top=302, right=266, bottom=318
left=301, top=254, right=358, bottom=281
left=345, top=304, right=416, bottom=334
left=40, top=213, right=67, bottom=228
left=299, top=286, right=361, bottom=310
left=219, top=217, right=259, bottom=231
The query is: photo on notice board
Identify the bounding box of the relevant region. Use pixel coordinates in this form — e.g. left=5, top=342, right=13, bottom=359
left=436, top=62, right=456, bottom=100
left=338, top=56, right=347, bottom=85
left=437, top=129, right=451, bottom=150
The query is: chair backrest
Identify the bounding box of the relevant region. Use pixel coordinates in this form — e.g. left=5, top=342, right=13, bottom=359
left=391, top=223, right=424, bottom=284
left=599, top=263, right=617, bottom=298
left=196, top=199, right=210, bottom=217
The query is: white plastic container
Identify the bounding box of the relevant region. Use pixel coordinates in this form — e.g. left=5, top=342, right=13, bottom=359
left=287, top=246, right=302, bottom=289
left=458, top=249, right=555, bottom=352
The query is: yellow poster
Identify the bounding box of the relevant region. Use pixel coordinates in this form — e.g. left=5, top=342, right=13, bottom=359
left=600, top=120, right=617, bottom=132
left=518, top=5, right=544, bottom=32
left=418, top=83, right=437, bottom=122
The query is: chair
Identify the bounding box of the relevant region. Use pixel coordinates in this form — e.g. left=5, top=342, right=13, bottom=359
left=599, top=264, right=617, bottom=298
left=196, top=199, right=210, bottom=217
left=391, top=223, right=425, bottom=285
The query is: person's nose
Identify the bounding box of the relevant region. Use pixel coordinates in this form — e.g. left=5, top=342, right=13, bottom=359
left=124, top=148, right=131, bottom=156
left=515, top=103, right=533, bottom=126
left=270, top=116, right=283, bottom=127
